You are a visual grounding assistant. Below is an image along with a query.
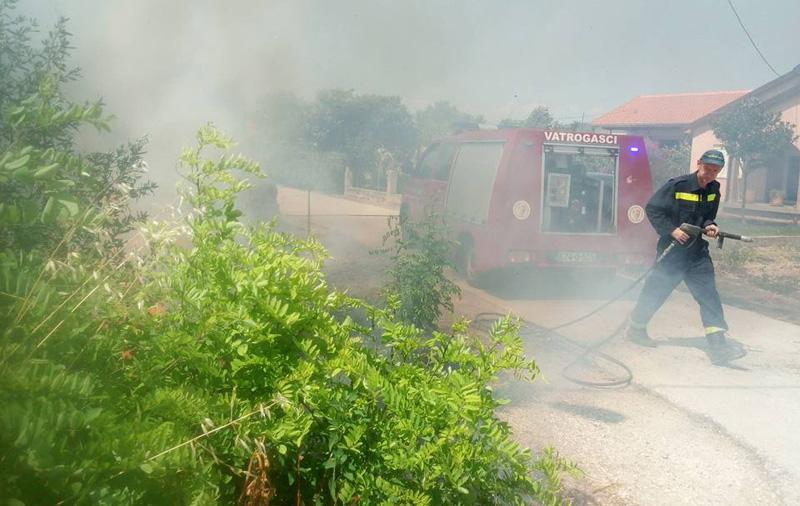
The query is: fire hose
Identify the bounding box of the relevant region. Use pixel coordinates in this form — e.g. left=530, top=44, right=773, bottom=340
left=473, top=223, right=770, bottom=388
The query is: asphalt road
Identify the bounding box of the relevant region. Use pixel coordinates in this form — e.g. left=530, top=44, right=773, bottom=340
left=457, top=274, right=799, bottom=505
left=275, top=187, right=800, bottom=505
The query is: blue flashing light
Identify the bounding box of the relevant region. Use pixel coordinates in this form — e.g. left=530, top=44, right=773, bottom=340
left=630, top=146, right=640, bottom=152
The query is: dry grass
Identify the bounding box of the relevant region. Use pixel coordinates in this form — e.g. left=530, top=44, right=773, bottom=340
left=715, top=238, right=800, bottom=296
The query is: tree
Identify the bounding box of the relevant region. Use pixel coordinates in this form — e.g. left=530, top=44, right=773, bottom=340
left=307, top=89, right=419, bottom=189
left=251, top=90, right=420, bottom=192
left=247, top=92, right=345, bottom=192
left=251, top=91, right=311, bottom=148
left=560, top=119, right=591, bottom=132
left=415, top=100, right=482, bottom=145
left=647, top=140, right=691, bottom=189
left=0, top=1, right=154, bottom=256
left=712, top=97, right=797, bottom=211
left=523, top=106, right=555, bottom=128
left=0, top=2, right=76, bottom=143
left=497, top=118, right=523, bottom=129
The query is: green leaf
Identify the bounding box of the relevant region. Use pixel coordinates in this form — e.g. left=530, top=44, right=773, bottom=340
left=41, top=197, right=56, bottom=223
left=57, top=199, right=79, bottom=216
left=278, top=444, right=287, bottom=455
left=5, top=203, right=20, bottom=223
left=84, top=407, right=102, bottom=423
left=54, top=179, right=75, bottom=188
left=5, top=154, right=30, bottom=170
left=139, top=463, right=154, bottom=474
left=33, top=163, right=58, bottom=178
left=11, top=166, right=32, bottom=181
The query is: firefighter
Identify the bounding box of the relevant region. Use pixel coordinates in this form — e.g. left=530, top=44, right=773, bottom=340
left=626, top=149, right=743, bottom=364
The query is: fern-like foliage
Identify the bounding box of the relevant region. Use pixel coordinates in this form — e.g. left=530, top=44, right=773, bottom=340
left=1, top=5, right=578, bottom=503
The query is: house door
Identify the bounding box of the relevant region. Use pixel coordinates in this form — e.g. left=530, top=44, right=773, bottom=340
left=787, top=156, right=800, bottom=205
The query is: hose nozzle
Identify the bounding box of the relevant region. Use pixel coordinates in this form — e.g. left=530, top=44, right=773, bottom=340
left=677, top=223, right=752, bottom=248
left=717, top=231, right=752, bottom=248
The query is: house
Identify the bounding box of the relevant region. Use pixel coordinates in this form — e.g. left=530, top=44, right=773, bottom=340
left=593, top=91, right=748, bottom=149
left=689, top=64, right=800, bottom=214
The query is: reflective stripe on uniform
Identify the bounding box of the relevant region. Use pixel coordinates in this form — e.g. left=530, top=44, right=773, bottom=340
left=675, top=192, right=717, bottom=202
left=675, top=192, right=700, bottom=202
left=704, top=326, right=727, bottom=335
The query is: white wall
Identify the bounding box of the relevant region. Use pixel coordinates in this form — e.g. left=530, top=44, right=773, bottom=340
left=690, top=91, right=800, bottom=203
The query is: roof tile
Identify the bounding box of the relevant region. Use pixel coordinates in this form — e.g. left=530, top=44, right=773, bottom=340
left=593, top=90, right=749, bottom=127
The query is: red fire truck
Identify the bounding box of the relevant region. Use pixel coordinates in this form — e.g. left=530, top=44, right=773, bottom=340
left=401, top=128, right=658, bottom=283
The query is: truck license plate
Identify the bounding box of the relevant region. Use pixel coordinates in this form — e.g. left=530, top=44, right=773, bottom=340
left=553, top=251, right=598, bottom=263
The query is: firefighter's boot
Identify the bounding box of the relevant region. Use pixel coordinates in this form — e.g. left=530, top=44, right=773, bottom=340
left=706, top=331, right=746, bottom=365
left=626, top=323, right=659, bottom=348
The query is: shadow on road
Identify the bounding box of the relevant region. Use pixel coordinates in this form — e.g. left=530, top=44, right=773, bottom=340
left=659, top=336, right=750, bottom=370
left=550, top=401, right=627, bottom=424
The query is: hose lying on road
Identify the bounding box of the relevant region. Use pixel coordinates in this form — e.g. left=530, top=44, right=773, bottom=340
left=470, top=232, right=800, bottom=388
left=471, top=267, right=655, bottom=389
left=473, top=311, right=634, bottom=388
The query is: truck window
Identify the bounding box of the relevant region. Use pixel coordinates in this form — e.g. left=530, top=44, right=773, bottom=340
left=446, top=142, right=505, bottom=224
left=541, top=145, right=618, bottom=234
left=416, top=143, right=457, bottom=180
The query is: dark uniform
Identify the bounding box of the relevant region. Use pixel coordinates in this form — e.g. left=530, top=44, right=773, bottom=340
left=629, top=172, right=728, bottom=336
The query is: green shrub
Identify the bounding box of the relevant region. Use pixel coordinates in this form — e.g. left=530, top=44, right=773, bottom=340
left=375, top=213, right=461, bottom=330
left=0, top=2, right=155, bottom=258
left=1, top=6, right=577, bottom=503
left=2, top=124, right=577, bottom=504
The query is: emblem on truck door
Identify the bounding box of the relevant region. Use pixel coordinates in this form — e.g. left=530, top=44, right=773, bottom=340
left=627, top=205, right=645, bottom=224
left=513, top=200, right=531, bottom=220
